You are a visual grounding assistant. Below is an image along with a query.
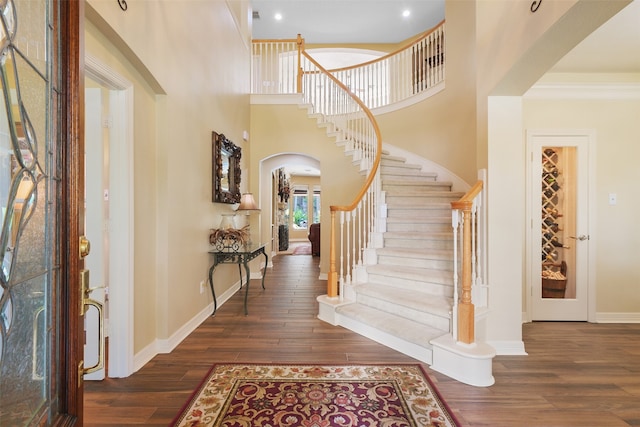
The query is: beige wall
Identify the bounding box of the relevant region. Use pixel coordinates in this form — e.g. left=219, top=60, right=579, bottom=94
left=524, top=88, right=640, bottom=314
left=374, top=0, right=478, bottom=185
left=85, top=0, right=252, bottom=353
left=250, top=102, right=364, bottom=276
left=85, top=21, right=160, bottom=355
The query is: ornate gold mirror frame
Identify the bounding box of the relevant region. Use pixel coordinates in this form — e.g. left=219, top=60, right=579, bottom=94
left=212, top=131, right=241, bottom=204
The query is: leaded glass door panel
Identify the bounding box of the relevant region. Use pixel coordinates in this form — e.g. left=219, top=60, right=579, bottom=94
left=0, top=0, right=83, bottom=424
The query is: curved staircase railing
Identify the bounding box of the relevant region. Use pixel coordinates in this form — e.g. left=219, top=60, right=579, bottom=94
left=251, top=21, right=446, bottom=107
left=325, top=21, right=445, bottom=108
left=297, top=43, right=382, bottom=298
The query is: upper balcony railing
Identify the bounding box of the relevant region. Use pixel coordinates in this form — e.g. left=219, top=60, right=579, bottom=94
left=251, top=21, right=445, bottom=109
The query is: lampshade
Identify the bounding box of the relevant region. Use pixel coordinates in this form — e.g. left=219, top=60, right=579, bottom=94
left=236, top=193, right=260, bottom=212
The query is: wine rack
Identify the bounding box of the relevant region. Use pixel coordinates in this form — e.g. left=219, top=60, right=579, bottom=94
left=541, top=148, right=568, bottom=297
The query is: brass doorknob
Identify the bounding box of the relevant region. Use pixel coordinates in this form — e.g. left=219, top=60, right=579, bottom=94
left=79, top=236, right=91, bottom=258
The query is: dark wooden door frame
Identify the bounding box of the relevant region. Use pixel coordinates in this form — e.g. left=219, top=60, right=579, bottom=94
left=55, top=0, right=85, bottom=424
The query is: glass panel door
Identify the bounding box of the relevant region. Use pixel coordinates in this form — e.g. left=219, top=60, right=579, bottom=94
left=0, top=0, right=59, bottom=424
left=541, top=147, right=576, bottom=299
left=529, top=132, right=591, bottom=321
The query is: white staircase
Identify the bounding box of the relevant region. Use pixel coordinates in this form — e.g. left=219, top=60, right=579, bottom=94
left=319, top=152, right=462, bottom=365
left=306, top=107, right=495, bottom=386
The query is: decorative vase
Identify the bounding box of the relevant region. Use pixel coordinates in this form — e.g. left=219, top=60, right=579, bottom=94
left=219, top=213, right=237, bottom=230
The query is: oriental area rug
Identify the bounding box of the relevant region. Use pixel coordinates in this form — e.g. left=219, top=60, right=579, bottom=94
left=171, top=363, right=459, bottom=427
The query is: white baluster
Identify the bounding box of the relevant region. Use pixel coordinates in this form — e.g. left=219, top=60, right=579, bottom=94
left=451, top=209, right=459, bottom=340
left=351, top=209, right=357, bottom=279
left=345, top=211, right=351, bottom=285
left=339, top=211, right=345, bottom=292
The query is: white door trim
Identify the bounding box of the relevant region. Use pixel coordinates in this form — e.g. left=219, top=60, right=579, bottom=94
left=85, top=54, right=135, bottom=377
left=525, top=129, right=597, bottom=323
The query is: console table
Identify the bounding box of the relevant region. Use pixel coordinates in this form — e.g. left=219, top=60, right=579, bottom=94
left=208, top=243, right=268, bottom=316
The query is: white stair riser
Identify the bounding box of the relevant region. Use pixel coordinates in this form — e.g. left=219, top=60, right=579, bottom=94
left=381, top=159, right=410, bottom=167
left=383, top=184, right=452, bottom=193
left=381, top=173, right=437, bottom=181
left=355, top=293, right=451, bottom=331
left=386, top=223, right=451, bottom=233
left=387, top=196, right=462, bottom=204
left=367, top=274, right=454, bottom=297
left=378, top=255, right=453, bottom=270
left=381, top=165, right=423, bottom=173
left=386, top=224, right=450, bottom=233
left=384, top=238, right=453, bottom=250
left=386, top=213, right=451, bottom=222
left=387, top=205, right=454, bottom=213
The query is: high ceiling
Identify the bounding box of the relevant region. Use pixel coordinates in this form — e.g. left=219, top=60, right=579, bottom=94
left=251, top=0, right=640, bottom=73
left=254, top=1, right=640, bottom=177
left=251, top=0, right=445, bottom=44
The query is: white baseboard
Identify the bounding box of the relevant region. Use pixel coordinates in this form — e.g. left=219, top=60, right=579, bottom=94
left=133, top=280, right=241, bottom=373
left=522, top=312, right=640, bottom=324
left=596, top=312, right=640, bottom=323
left=487, top=340, right=528, bottom=356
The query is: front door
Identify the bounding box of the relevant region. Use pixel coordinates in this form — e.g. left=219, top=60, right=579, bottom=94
left=0, top=1, right=85, bottom=424
left=528, top=130, right=593, bottom=321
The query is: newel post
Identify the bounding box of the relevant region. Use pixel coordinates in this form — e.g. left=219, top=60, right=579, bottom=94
left=327, top=210, right=338, bottom=297
left=454, top=200, right=475, bottom=344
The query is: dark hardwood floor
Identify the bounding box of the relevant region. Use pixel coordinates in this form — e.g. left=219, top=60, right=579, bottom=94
left=84, top=253, right=640, bottom=426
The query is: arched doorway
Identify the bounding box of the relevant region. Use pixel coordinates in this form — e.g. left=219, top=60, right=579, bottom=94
left=258, top=154, right=320, bottom=262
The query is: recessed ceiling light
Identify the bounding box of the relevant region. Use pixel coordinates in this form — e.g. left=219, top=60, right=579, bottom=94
left=402, top=9, right=411, bottom=18
left=274, top=12, right=283, bottom=21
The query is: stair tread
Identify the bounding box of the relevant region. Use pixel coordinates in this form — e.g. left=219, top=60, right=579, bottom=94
left=367, top=264, right=453, bottom=282
left=354, top=283, right=452, bottom=315
left=336, top=303, right=447, bottom=348
left=381, top=164, right=422, bottom=170
left=380, top=154, right=407, bottom=163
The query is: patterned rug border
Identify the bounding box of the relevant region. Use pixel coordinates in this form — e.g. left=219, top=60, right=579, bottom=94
left=171, top=363, right=460, bottom=427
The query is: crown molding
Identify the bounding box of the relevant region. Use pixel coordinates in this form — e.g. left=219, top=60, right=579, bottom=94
left=525, top=82, right=640, bottom=99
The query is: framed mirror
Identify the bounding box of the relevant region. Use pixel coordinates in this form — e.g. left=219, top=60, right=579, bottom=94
left=212, top=131, right=241, bottom=204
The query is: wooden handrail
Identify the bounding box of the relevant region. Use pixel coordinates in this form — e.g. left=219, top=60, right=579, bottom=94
left=299, top=51, right=383, bottom=297
left=324, top=20, right=445, bottom=74
left=451, top=180, right=483, bottom=209
left=301, top=52, right=383, bottom=213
